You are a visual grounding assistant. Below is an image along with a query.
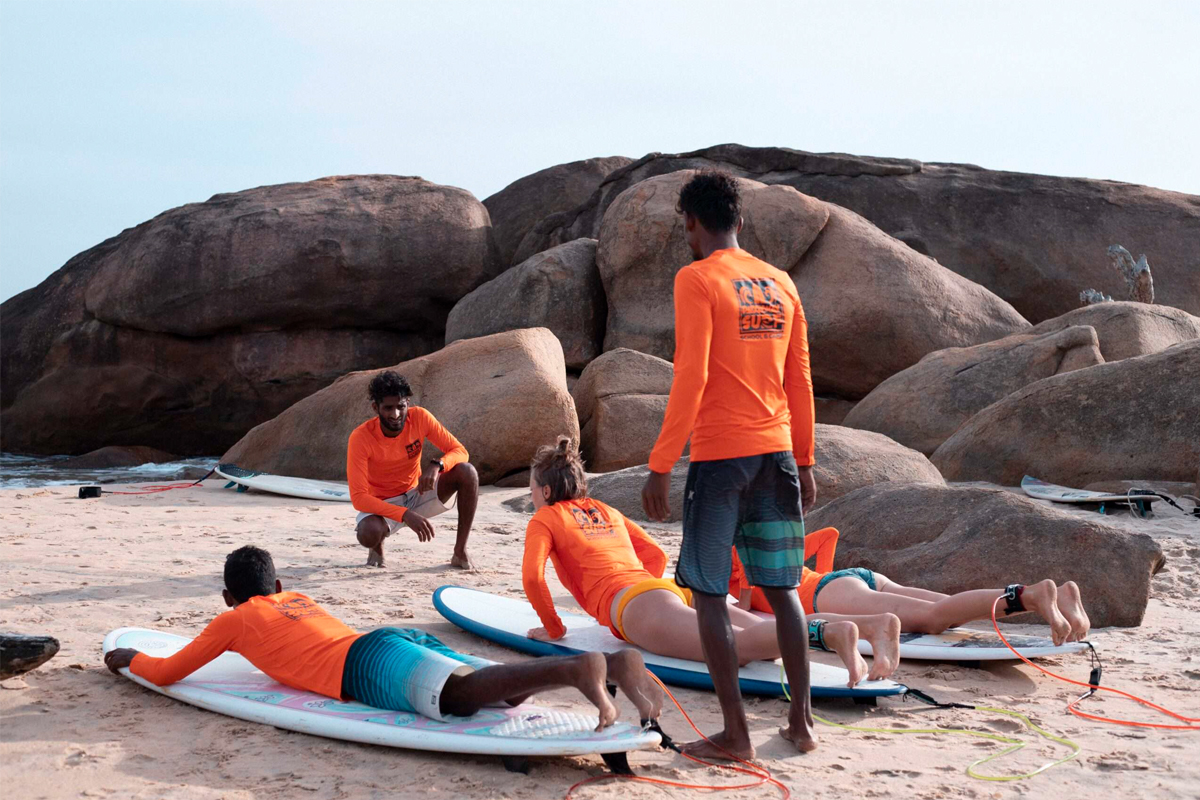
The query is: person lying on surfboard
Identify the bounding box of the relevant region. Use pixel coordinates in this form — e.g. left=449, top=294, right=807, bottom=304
left=104, top=546, right=662, bottom=730
left=727, top=528, right=1091, bottom=646
left=348, top=370, right=480, bottom=570
left=520, top=438, right=903, bottom=696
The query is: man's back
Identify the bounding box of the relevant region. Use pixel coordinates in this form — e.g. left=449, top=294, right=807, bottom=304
left=649, top=247, right=815, bottom=472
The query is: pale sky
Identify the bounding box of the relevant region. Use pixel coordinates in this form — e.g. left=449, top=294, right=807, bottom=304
left=2, top=0, right=1197, bottom=301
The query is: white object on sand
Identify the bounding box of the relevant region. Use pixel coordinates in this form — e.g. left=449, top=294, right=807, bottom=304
left=215, top=463, right=351, bottom=502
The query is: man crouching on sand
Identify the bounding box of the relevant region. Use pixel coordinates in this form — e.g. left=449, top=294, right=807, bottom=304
left=105, top=546, right=662, bottom=728
left=349, top=370, right=479, bottom=570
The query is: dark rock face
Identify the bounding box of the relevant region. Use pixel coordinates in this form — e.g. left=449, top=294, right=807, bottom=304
left=517, top=144, right=1200, bottom=323
left=485, top=156, right=631, bottom=267
left=805, top=483, right=1165, bottom=628
left=446, top=239, right=604, bottom=371
left=59, top=446, right=179, bottom=469
left=1, top=175, right=498, bottom=455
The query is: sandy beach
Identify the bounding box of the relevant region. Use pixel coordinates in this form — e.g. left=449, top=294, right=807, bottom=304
left=2, top=481, right=1197, bottom=800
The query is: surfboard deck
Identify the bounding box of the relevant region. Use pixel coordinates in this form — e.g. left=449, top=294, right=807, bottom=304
left=216, top=464, right=351, bottom=502
left=747, top=610, right=1086, bottom=661
left=1021, top=475, right=1157, bottom=505
left=433, top=586, right=906, bottom=699
left=104, top=627, right=660, bottom=757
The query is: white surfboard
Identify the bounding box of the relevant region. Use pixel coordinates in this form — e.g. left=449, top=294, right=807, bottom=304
left=433, top=586, right=906, bottom=700
left=216, top=463, right=351, bottom=502
left=104, top=627, right=660, bottom=758
left=748, top=609, right=1088, bottom=661
left=1021, top=475, right=1155, bottom=505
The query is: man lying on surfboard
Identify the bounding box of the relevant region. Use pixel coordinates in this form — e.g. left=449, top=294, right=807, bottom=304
left=520, top=440, right=901, bottom=701
left=104, top=546, right=662, bottom=729
left=349, top=370, right=480, bottom=570
left=727, top=528, right=1091, bottom=646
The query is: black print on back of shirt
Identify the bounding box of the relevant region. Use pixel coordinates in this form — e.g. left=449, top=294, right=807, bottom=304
left=731, top=278, right=785, bottom=340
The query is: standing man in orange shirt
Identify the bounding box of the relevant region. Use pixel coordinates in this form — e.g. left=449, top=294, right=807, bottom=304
left=642, top=172, right=818, bottom=759
left=349, top=371, right=479, bottom=570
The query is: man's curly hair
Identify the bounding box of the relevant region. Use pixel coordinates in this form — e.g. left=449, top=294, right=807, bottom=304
left=368, top=370, right=413, bottom=404
left=677, top=171, right=741, bottom=233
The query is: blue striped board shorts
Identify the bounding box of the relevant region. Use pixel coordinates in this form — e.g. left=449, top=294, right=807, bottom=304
left=340, top=628, right=493, bottom=720
left=676, top=451, right=806, bottom=596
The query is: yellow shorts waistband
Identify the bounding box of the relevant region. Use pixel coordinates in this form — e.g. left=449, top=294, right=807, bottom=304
left=613, top=578, right=693, bottom=641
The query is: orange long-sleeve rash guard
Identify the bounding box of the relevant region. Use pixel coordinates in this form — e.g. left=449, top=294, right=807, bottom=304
left=346, top=408, right=469, bottom=523
left=522, top=498, right=668, bottom=640
left=129, top=592, right=362, bottom=699
left=729, top=527, right=840, bottom=615
left=648, top=248, right=816, bottom=474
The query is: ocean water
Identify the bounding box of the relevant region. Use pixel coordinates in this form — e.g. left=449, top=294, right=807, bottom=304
left=0, top=453, right=217, bottom=490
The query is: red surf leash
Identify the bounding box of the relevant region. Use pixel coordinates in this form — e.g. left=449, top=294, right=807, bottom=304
left=565, top=672, right=790, bottom=799
left=80, top=468, right=216, bottom=497
left=990, top=597, right=1200, bottom=730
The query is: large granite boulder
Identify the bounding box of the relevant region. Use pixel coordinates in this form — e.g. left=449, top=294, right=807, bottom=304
left=572, top=348, right=674, bottom=472
left=446, top=239, right=604, bottom=371
left=220, top=328, right=577, bottom=486
left=485, top=155, right=631, bottom=267
left=60, top=446, right=179, bottom=470
left=1, top=175, right=498, bottom=455
left=582, top=423, right=943, bottom=522
left=810, top=425, right=944, bottom=508
left=517, top=144, right=1200, bottom=322
left=597, top=171, right=1028, bottom=398
left=1029, top=302, right=1200, bottom=362
left=805, top=483, right=1166, bottom=628
left=844, top=326, right=1104, bottom=455
left=932, top=340, right=1200, bottom=486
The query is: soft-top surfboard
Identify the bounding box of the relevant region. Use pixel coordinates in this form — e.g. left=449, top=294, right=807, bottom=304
left=216, top=464, right=351, bottom=502
left=104, top=627, right=660, bottom=759
left=433, top=586, right=905, bottom=700
left=747, top=609, right=1087, bottom=661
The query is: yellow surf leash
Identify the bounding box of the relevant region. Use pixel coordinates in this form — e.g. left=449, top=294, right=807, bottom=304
left=781, top=666, right=1081, bottom=781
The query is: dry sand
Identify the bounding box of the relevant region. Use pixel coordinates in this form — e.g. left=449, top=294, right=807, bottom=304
left=2, top=481, right=1198, bottom=799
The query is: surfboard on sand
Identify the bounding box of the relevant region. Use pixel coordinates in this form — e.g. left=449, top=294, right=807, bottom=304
left=215, top=464, right=351, bottom=502
left=433, top=586, right=906, bottom=701
left=104, top=627, right=661, bottom=765
left=746, top=609, right=1086, bottom=661
left=1021, top=475, right=1157, bottom=505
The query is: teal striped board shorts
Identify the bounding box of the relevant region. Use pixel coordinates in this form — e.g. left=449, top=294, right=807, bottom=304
left=341, top=628, right=492, bottom=720
left=677, top=451, right=806, bottom=596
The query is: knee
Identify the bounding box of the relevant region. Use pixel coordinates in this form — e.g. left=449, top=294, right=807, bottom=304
left=356, top=519, right=387, bottom=548
left=439, top=675, right=479, bottom=717
left=911, top=609, right=948, bottom=635
left=448, top=462, right=479, bottom=489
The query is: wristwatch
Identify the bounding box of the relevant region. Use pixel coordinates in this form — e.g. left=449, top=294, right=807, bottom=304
left=429, top=458, right=444, bottom=471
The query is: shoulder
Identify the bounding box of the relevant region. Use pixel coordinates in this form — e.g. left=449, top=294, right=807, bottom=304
left=349, top=418, right=376, bottom=442
left=408, top=406, right=435, bottom=427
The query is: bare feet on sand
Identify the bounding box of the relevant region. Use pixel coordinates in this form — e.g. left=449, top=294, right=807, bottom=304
left=1056, top=581, right=1091, bottom=642
left=450, top=551, right=475, bottom=571
left=605, top=650, right=663, bottom=721
left=365, top=547, right=384, bottom=567
left=856, top=613, right=901, bottom=681
left=821, top=620, right=869, bottom=687
left=779, top=719, right=819, bottom=753
left=567, top=652, right=618, bottom=731
left=680, top=729, right=757, bottom=761
left=1020, top=579, right=1071, bottom=645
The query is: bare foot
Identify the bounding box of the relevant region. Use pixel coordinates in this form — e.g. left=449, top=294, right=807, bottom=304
left=606, top=650, right=663, bottom=721
left=680, top=729, right=756, bottom=761
left=779, top=718, right=819, bottom=753
left=567, top=652, right=618, bottom=731
left=1020, top=579, right=1070, bottom=645
left=366, top=547, right=385, bottom=567
left=856, top=613, right=901, bottom=681
left=821, top=620, right=869, bottom=688
left=1056, top=581, right=1090, bottom=642
left=450, top=551, right=475, bottom=571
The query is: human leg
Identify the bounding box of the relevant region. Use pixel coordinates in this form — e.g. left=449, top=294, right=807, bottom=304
left=761, top=587, right=817, bottom=752
left=437, top=462, right=478, bottom=570
left=1055, top=581, right=1090, bottom=641
left=355, top=515, right=391, bottom=567
left=622, top=588, right=783, bottom=665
